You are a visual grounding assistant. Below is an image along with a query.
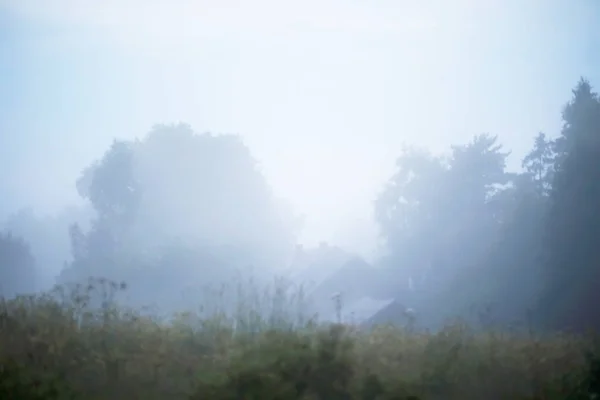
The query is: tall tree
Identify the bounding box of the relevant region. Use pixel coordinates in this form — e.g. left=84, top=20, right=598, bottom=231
left=76, top=139, right=141, bottom=242
left=540, top=78, right=600, bottom=332
left=375, top=146, right=446, bottom=267
left=521, top=132, right=555, bottom=197
left=475, top=169, right=549, bottom=327
left=375, top=134, right=512, bottom=328
left=0, top=232, right=36, bottom=298
left=60, top=124, right=298, bottom=290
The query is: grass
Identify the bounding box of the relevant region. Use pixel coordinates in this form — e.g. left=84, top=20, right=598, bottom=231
left=0, top=277, right=598, bottom=400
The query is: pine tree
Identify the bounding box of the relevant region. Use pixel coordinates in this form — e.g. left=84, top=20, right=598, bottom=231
left=540, top=78, right=600, bottom=332
left=521, top=132, right=555, bottom=197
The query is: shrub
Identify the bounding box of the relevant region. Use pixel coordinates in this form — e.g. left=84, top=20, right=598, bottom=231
left=0, top=277, right=597, bottom=400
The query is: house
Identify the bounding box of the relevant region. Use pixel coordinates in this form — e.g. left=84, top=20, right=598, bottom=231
left=286, top=243, right=420, bottom=328
left=316, top=295, right=414, bottom=329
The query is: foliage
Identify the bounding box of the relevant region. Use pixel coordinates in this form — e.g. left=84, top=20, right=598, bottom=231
left=374, top=134, right=514, bottom=328
left=3, top=75, right=600, bottom=398
left=56, top=124, right=299, bottom=312
left=0, top=358, right=71, bottom=400
left=521, top=132, right=555, bottom=198
left=375, top=78, right=600, bottom=333
left=0, top=279, right=598, bottom=400
left=540, top=78, right=600, bottom=332
left=0, top=231, right=37, bottom=298
left=2, top=206, right=92, bottom=292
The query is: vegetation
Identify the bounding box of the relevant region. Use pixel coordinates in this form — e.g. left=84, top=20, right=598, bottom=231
left=0, top=232, right=37, bottom=297
left=3, top=73, right=600, bottom=397
left=374, top=78, right=600, bottom=332
left=0, top=277, right=599, bottom=400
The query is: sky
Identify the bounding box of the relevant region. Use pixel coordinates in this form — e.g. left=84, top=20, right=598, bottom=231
left=1, top=0, right=599, bottom=252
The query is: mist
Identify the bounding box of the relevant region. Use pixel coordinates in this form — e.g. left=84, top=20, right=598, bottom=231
left=1, top=0, right=600, bottom=331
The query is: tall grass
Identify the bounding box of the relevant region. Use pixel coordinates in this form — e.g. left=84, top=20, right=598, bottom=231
left=0, top=277, right=597, bottom=399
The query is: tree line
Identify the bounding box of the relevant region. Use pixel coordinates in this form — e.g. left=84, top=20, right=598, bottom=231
left=375, top=78, right=600, bottom=332
left=1, top=78, right=600, bottom=332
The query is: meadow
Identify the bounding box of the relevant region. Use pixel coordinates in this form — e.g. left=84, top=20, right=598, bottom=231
left=0, top=277, right=598, bottom=400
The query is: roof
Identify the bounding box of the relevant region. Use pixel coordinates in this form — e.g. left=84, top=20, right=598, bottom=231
left=321, top=296, right=396, bottom=325
left=306, top=256, right=387, bottom=304
left=287, top=244, right=356, bottom=293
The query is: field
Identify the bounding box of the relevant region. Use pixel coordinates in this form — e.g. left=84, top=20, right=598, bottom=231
left=0, top=278, right=598, bottom=400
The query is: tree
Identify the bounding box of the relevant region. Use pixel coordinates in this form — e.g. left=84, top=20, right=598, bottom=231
left=0, top=232, right=36, bottom=298
left=521, top=132, right=555, bottom=197
left=539, top=78, right=600, bottom=332
left=60, top=124, right=298, bottom=291
left=375, top=146, right=446, bottom=263
left=474, top=170, right=549, bottom=327
left=442, top=134, right=511, bottom=260
left=464, top=133, right=559, bottom=326
left=374, top=134, right=512, bottom=328
left=76, top=139, right=140, bottom=242
left=2, top=206, right=91, bottom=291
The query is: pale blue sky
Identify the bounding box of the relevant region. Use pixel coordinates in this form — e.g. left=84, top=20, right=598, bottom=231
left=1, top=0, right=599, bottom=251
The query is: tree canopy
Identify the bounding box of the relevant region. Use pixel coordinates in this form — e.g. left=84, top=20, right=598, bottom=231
left=0, top=232, right=36, bottom=298
left=374, top=78, right=600, bottom=332
left=3, top=78, right=600, bottom=333
left=58, top=124, right=298, bottom=309
left=539, top=79, right=600, bottom=332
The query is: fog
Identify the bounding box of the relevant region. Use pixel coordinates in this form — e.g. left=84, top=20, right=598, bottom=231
left=1, top=0, right=600, bottom=331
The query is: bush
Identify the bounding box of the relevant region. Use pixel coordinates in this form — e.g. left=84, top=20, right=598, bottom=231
left=0, top=358, right=69, bottom=400
left=0, top=277, right=597, bottom=399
